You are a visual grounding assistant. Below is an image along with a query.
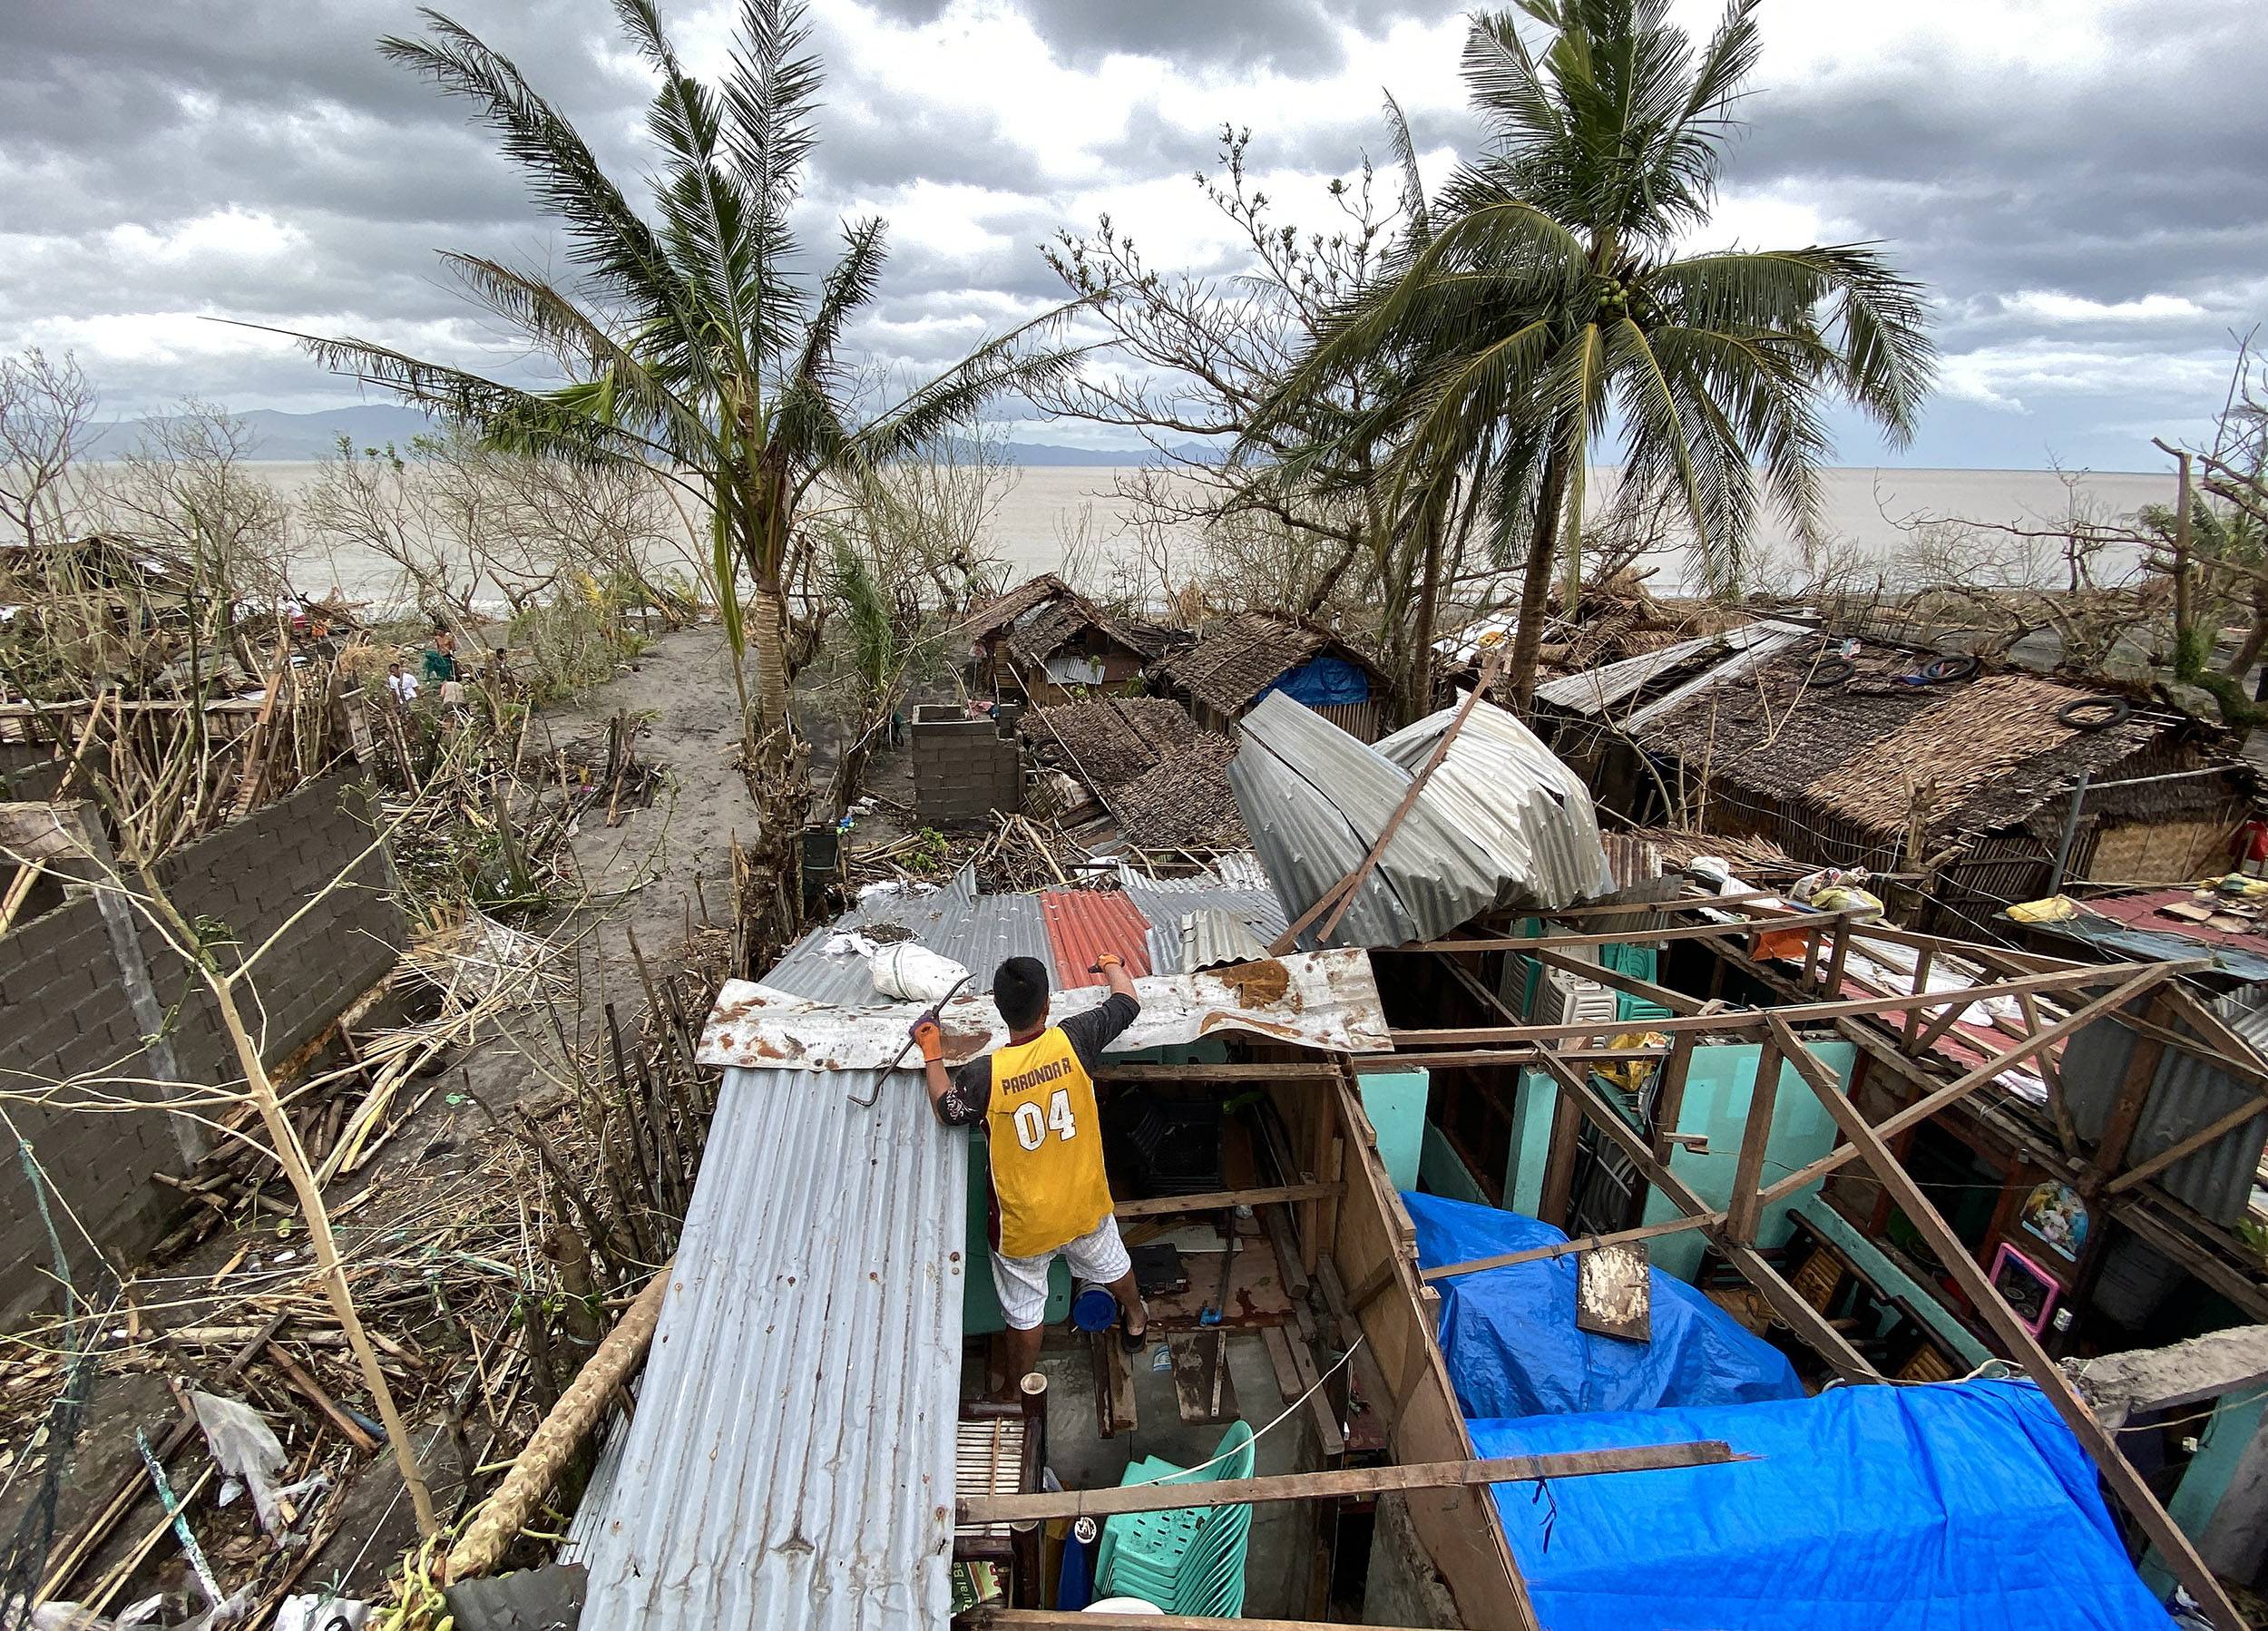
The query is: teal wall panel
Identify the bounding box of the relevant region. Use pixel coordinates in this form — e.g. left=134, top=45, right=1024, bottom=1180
left=1360, top=1069, right=1430, bottom=1194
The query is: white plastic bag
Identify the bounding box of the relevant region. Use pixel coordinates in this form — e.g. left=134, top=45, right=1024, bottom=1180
left=870, top=942, right=970, bottom=1003
left=190, top=1392, right=288, bottom=1537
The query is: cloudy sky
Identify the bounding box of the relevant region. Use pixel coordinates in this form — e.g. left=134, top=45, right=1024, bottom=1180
left=3, top=0, right=2261, bottom=470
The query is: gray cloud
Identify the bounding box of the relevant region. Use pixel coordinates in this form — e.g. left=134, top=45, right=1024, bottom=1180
left=0, top=0, right=2259, bottom=470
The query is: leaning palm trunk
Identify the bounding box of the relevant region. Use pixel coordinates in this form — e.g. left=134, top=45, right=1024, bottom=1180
left=1507, top=444, right=1572, bottom=713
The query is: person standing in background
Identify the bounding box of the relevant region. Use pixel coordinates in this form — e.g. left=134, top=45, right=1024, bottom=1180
left=423, top=630, right=466, bottom=708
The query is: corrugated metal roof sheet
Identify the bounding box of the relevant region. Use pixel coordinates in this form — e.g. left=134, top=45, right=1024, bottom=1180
left=1230, top=696, right=1471, bottom=947
left=1373, top=702, right=1615, bottom=913
left=1041, top=888, right=1154, bottom=986
left=1230, top=691, right=1610, bottom=949
left=1621, top=621, right=1818, bottom=730
left=1532, top=630, right=1728, bottom=714
left=2062, top=985, right=2268, bottom=1226
left=568, top=1067, right=965, bottom=1629
left=1177, top=906, right=1268, bottom=972
left=1121, top=874, right=1288, bottom=974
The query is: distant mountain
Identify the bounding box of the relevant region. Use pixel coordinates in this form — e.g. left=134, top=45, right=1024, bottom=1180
left=84, top=403, right=443, bottom=461
left=84, top=404, right=1215, bottom=467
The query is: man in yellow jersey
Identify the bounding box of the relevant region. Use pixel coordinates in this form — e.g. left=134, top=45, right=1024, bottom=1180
left=921, top=952, right=1148, bottom=1393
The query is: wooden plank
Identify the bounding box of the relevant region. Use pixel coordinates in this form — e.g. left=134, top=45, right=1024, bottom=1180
left=1724, top=1036, right=1781, bottom=1245
left=956, top=1442, right=1744, bottom=1524
left=1900, top=945, right=1935, bottom=1049
left=2104, top=1095, right=2268, bottom=1196
left=1757, top=964, right=2175, bottom=1206
left=1322, top=1051, right=1539, bottom=1631
left=1763, top=1013, right=2248, bottom=1631
left=1095, top=1063, right=1340, bottom=1083
left=1384, top=958, right=2185, bottom=1048
left=1536, top=1072, right=1587, bottom=1231
left=1279, top=1323, right=1345, bottom=1460
left=1651, top=1032, right=1697, bottom=1164
left=1114, top=1182, right=1339, bottom=1219
left=1416, top=907, right=1852, bottom=955
left=1260, top=1324, right=1305, bottom=1400
left=1421, top=1213, right=1725, bottom=1281
left=1350, top=1046, right=1686, bottom=1072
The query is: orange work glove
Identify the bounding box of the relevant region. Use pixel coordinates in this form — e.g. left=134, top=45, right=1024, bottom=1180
left=1093, top=952, right=1123, bottom=972
left=912, top=1017, right=944, bottom=1064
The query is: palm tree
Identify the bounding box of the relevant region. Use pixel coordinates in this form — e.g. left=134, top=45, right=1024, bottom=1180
left=285, top=0, right=1078, bottom=764
left=1258, top=0, right=1935, bottom=709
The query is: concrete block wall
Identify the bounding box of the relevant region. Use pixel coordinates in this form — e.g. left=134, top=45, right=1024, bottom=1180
left=0, top=774, right=406, bottom=1318
left=910, top=706, right=1022, bottom=825
left=0, top=893, right=186, bottom=1308
left=138, top=776, right=405, bottom=1084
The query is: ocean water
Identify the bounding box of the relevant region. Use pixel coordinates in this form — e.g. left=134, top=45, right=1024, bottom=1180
left=249, top=461, right=2176, bottom=610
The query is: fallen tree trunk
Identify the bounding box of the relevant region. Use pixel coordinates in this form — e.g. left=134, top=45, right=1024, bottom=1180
left=444, top=1257, right=675, bottom=1582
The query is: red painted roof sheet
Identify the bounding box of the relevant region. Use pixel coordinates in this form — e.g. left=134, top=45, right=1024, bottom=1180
left=1040, top=889, right=1154, bottom=988
left=2081, top=888, right=2268, bottom=960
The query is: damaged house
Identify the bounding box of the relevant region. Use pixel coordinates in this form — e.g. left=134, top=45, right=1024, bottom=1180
left=537, top=683, right=2264, bottom=1631
left=1536, top=624, right=2251, bottom=928
left=1157, top=611, right=1391, bottom=743
left=952, top=574, right=1167, bottom=706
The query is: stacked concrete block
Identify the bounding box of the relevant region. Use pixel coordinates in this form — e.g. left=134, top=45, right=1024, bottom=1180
left=910, top=705, right=1022, bottom=825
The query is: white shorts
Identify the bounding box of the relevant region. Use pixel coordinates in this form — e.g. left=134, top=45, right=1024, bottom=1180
left=992, top=1215, right=1132, bottom=1332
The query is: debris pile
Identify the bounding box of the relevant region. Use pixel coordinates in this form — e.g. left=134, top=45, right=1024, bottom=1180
left=1112, top=734, right=1248, bottom=851
left=1027, top=696, right=1197, bottom=788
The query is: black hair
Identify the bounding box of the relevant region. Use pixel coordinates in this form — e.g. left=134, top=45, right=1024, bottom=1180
left=993, top=955, right=1050, bottom=1032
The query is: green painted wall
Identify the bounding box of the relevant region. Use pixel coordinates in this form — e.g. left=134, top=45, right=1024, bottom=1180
left=1421, top=1122, right=1490, bottom=1206
left=1360, top=1069, right=1430, bottom=1194
left=2147, top=1388, right=2268, bottom=1593
left=1504, top=1068, right=1554, bottom=1218
left=1793, top=1196, right=1993, bottom=1369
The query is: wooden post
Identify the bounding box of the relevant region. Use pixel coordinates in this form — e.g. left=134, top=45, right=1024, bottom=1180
left=1537, top=1074, right=1586, bottom=1230
left=1900, top=945, right=1935, bottom=1051
left=1650, top=1032, right=1697, bottom=1166
left=1724, top=1036, right=1781, bottom=1245
left=1764, top=1017, right=2247, bottom=1631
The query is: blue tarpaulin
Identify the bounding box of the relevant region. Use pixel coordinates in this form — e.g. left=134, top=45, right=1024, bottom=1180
left=1261, top=653, right=1370, bottom=707
left=1471, top=1379, right=2176, bottom=1631
left=1407, top=1191, right=1803, bottom=1417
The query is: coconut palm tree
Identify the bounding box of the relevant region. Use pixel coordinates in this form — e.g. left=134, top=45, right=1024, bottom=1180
left=286, top=0, right=1078, bottom=763
left=1257, top=0, right=1936, bottom=708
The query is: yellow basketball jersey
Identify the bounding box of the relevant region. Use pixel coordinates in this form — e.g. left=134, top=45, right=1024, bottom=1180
left=984, top=1026, right=1113, bottom=1258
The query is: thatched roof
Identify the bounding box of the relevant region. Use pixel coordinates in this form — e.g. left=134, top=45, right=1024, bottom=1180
left=1157, top=611, right=1382, bottom=718
left=1636, top=641, right=2228, bottom=845
left=1027, top=694, right=1198, bottom=788
left=954, top=573, right=1155, bottom=668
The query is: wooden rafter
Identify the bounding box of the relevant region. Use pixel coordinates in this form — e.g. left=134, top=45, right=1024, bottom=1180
left=1764, top=1014, right=2249, bottom=1631
left=955, top=1441, right=1743, bottom=1525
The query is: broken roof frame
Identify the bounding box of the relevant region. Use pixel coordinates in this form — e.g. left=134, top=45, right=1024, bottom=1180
left=580, top=846, right=2262, bottom=1629
left=1377, top=887, right=2266, bottom=1630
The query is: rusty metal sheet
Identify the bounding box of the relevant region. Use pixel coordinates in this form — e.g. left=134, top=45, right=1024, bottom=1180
left=1575, top=1242, right=1653, bottom=1342
left=1040, top=888, right=1154, bottom=987
left=697, top=947, right=1392, bottom=1070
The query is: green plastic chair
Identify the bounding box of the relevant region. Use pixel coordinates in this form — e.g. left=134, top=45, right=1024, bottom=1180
left=1095, top=1422, right=1257, bottom=1616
